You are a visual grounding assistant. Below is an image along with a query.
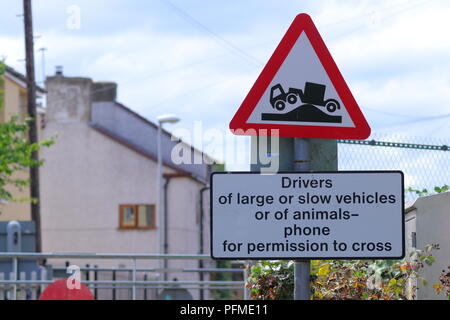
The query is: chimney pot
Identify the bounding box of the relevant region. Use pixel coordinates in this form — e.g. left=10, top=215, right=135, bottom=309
left=55, top=65, right=63, bottom=76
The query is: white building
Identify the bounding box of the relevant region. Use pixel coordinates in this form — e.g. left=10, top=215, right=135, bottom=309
left=40, top=70, right=215, bottom=299
left=405, top=191, right=450, bottom=300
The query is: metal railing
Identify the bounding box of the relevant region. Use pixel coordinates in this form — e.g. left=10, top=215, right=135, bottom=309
left=0, top=252, right=246, bottom=300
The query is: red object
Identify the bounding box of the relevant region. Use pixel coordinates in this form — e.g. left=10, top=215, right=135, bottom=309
left=39, top=279, right=94, bottom=300
left=229, top=13, right=371, bottom=139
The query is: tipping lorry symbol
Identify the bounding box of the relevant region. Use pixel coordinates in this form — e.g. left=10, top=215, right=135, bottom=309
left=269, top=82, right=340, bottom=113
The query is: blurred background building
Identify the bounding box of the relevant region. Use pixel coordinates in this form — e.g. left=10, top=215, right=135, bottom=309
left=1, top=66, right=219, bottom=299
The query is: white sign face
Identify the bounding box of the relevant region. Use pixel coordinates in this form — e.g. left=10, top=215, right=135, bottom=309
left=247, top=33, right=354, bottom=128
left=211, top=171, right=404, bottom=259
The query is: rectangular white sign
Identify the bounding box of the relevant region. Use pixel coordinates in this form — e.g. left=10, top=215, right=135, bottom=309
left=211, top=171, right=404, bottom=259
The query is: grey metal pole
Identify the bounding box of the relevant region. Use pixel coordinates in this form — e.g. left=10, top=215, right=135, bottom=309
left=293, top=138, right=311, bottom=300
left=112, top=270, right=116, bottom=300
left=294, top=138, right=311, bottom=171
left=243, top=263, right=250, bottom=300
left=294, top=138, right=338, bottom=300
left=12, top=257, right=18, bottom=300
left=247, top=136, right=259, bottom=300
left=156, top=123, right=164, bottom=283
left=132, top=258, right=137, bottom=300
left=143, top=274, right=148, bottom=300
left=94, top=265, right=98, bottom=299
left=249, top=135, right=337, bottom=301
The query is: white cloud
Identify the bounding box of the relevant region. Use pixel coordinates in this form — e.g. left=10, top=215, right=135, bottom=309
left=0, top=36, right=25, bottom=67
left=354, top=70, right=450, bottom=114
left=2, top=0, right=449, bottom=167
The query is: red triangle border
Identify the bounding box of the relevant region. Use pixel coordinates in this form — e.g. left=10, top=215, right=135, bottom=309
left=229, top=13, right=371, bottom=139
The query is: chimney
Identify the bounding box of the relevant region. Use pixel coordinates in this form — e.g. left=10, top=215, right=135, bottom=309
left=92, top=82, right=117, bottom=102
left=45, top=73, right=93, bottom=123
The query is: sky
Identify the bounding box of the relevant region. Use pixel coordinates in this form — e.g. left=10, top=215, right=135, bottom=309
left=1, top=0, right=449, bottom=172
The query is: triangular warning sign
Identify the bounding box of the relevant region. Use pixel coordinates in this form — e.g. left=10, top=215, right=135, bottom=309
left=230, top=14, right=370, bottom=139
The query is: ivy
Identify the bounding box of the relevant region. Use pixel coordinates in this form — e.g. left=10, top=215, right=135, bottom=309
left=247, top=183, right=450, bottom=300
left=434, top=267, right=450, bottom=299
left=406, top=185, right=449, bottom=197
left=247, top=244, right=440, bottom=300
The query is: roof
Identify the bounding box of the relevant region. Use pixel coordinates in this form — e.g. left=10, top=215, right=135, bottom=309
left=43, top=73, right=218, bottom=182
left=405, top=191, right=450, bottom=214
left=90, top=100, right=217, bottom=183
left=113, top=101, right=218, bottom=165
left=4, top=65, right=45, bottom=93
left=90, top=123, right=205, bottom=184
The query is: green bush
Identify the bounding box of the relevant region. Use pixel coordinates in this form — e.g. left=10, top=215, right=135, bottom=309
left=247, top=244, right=439, bottom=300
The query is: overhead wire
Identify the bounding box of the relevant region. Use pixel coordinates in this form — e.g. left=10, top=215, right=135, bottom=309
left=35, top=0, right=446, bottom=124
left=38, top=0, right=428, bottom=103
left=160, top=0, right=263, bottom=67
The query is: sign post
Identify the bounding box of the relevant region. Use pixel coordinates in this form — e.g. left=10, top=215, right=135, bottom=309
left=293, top=138, right=312, bottom=300
left=292, top=138, right=337, bottom=299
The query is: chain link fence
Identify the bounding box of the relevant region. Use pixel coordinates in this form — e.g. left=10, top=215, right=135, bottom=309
left=338, top=134, right=449, bottom=201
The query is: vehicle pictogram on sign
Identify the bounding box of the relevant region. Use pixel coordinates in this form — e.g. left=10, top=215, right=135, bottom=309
left=264, top=82, right=342, bottom=123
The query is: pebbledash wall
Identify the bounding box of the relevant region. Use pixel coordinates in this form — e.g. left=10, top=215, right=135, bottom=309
left=40, top=72, right=214, bottom=299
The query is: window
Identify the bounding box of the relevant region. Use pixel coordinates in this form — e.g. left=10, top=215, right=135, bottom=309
left=119, top=204, right=156, bottom=230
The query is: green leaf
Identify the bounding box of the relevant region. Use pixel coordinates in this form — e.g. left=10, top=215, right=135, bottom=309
left=424, top=256, right=436, bottom=266
left=388, top=278, right=397, bottom=287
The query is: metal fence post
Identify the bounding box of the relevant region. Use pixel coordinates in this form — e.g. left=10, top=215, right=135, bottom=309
left=112, top=270, right=116, bottom=300
left=94, top=265, right=98, bottom=299
left=243, top=262, right=250, bottom=300
left=12, top=257, right=18, bottom=300
left=85, top=263, right=90, bottom=281
left=132, top=258, right=136, bottom=300
left=144, top=274, right=148, bottom=300
left=85, top=263, right=91, bottom=295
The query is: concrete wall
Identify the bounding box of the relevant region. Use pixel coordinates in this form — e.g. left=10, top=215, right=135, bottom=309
left=45, top=75, right=92, bottom=124
left=165, top=177, right=210, bottom=293
left=41, top=121, right=164, bottom=254
left=405, top=191, right=450, bottom=300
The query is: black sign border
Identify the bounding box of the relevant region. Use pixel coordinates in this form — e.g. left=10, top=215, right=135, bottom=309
left=210, top=170, right=405, bottom=260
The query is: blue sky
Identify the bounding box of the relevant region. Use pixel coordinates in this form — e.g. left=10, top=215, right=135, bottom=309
left=1, top=0, right=450, bottom=171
